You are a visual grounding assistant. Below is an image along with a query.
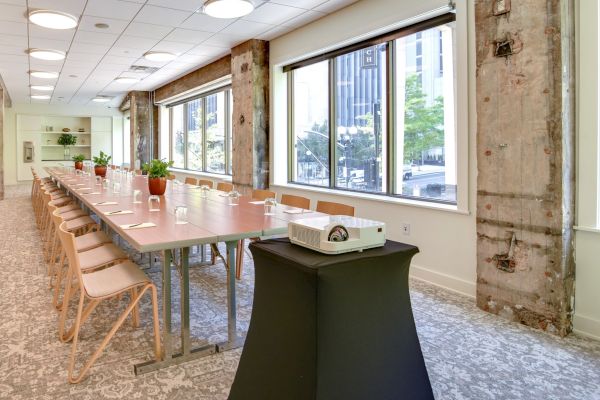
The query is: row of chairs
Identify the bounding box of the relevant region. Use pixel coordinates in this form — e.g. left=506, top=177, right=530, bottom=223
left=30, top=168, right=160, bottom=383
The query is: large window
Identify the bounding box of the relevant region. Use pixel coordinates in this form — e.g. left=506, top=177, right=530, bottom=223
left=169, top=88, right=232, bottom=175
left=287, top=14, right=457, bottom=204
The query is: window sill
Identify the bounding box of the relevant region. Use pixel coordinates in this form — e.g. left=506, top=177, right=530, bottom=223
left=271, top=182, right=470, bottom=215
left=574, top=226, right=600, bottom=235
left=169, top=168, right=232, bottom=182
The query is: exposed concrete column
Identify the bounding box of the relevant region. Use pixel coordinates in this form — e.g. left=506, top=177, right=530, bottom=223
left=0, top=88, right=4, bottom=200
left=475, top=0, right=576, bottom=336
left=122, top=91, right=153, bottom=169
left=231, top=39, right=270, bottom=194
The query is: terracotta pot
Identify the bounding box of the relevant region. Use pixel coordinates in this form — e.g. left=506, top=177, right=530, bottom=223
left=148, top=177, right=167, bottom=196
left=74, top=161, right=83, bottom=170
left=94, top=165, right=107, bottom=178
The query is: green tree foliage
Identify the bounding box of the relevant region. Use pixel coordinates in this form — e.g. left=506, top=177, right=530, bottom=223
left=403, top=74, right=445, bottom=164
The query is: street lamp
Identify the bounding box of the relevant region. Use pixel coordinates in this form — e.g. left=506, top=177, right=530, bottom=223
left=305, top=150, right=312, bottom=184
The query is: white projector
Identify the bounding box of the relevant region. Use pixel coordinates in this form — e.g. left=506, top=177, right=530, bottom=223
left=288, top=216, right=386, bottom=254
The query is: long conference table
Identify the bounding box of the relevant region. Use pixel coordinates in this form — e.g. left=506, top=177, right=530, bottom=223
left=46, top=167, right=323, bottom=374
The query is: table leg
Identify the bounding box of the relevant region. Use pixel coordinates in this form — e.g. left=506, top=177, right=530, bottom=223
left=162, top=249, right=173, bottom=360
left=217, top=240, right=245, bottom=352
left=180, top=247, right=191, bottom=356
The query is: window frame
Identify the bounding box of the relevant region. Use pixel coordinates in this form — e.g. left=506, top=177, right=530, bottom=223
left=168, top=87, right=232, bottom=176
left=286, top=12, right=457, bottom=205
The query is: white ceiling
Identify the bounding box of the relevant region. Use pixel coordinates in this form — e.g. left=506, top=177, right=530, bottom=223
left=0, top=0, right=358, bottom=108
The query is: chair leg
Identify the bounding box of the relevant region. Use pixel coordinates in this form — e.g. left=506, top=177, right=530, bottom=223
left=150, top=284, right=162, bottom=360
left=130, top=287, right=140, bottom=328
left=235, top=239, right=244, bottom=280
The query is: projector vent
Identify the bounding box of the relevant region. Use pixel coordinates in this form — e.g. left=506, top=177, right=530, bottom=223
left=128, top=65, right=160, bottom=74
left=291, top=225, right=320, bottom=249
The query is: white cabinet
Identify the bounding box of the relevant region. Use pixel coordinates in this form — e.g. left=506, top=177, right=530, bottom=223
left=91, top=116, right=113, bottom=158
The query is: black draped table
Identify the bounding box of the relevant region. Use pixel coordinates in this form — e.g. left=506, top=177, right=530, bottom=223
left=228, top=238, right=433, bottom=400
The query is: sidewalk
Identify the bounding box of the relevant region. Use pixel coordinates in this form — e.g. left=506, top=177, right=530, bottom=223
left=410, top=164, right=445, bottom=177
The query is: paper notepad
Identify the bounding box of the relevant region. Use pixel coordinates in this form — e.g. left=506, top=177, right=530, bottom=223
left=104, top=210, right=134, bottom=216
left=92, top=201, right=118, bottom=206
left=218, top=193, right=229, bottom=197
left=76, top=187, right=92, bottom=191
left=283, top=209, right=308, bottom=214
left=81, top=192, right=101, bottom=195
left=249, top=201, right=265, bottom=205
left=73, top=183, right=86, bottom=186
left=120, top=222, right=156, bottom=230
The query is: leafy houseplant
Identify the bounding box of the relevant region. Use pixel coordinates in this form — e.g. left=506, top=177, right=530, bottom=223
left=72, top=154, right=85, bottom=170
left=92, top=151, right=112, bottom=178
left=58, top=133, right=77, bottom=160
left=143, top=159, right=174, bottom=195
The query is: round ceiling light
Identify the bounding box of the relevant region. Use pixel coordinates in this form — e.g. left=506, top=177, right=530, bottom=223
left=28, top=10, right=78, bottom=30
left=30, top=85, right=54, bottom=91
left=92, top=96, right=111, bottom=103
left=28, top=48, right=66, bottom=61
left=143, top=51, right=177, bottom=62
left=29, top=70, right=59, bottom=79
left=114, top=77, right=140, bottom=84
left=203, top=0, right=254, bottom=19
left=31, top=94, right=51, bottom=100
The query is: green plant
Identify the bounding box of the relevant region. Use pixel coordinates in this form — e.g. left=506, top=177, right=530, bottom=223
left=57, top=133, right=77, bottom=147
left=92, top=151, right=112, bottom=166
left=142, top=159, right=174, bottom=179
left=72, top=154, right=85, bottom=162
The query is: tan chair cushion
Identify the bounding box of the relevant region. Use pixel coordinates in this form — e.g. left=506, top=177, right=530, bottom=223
left=83, top=261, right=150, bottom=299
left=79, top=243, right=127, bottom=271
left=75, top=231, right=111, bottom=253
left=60, top=209, right=88, bottom=221
left=57, top=203, right=79, bottom=213
left=49, top=198, right=72, bottom=208
left=65, top=216, right=95, bottom=232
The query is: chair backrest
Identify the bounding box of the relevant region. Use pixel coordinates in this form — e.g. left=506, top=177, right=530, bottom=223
left=217, top=182, right=234, bottom=192
left=57, top=221, right=84, bottom=287
left=252, top=189, right=277, bottom=201
left=134, top=169, right=142, bottom=175
left=198, top=179, right=214, bottom=188
left=280, top=194, right=311, bottom=209
left=184, top=177, right=197, bottom=185
left=167, top=174, right=176, bottom=180
left=316, top=200, right=355, bottom=216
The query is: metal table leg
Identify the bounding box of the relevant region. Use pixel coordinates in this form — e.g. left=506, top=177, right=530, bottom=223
left=217, top=240, right=245, bottom=352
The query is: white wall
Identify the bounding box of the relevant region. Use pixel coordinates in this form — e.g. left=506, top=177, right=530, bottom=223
left=269, top=0, right=478, bottom=296
left=574, top=1, right=600, bottom=340
left=3, top=103, right=122, bottom=185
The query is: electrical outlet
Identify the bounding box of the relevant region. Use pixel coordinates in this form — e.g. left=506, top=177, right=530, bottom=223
left=402, top=223, right=410, bottom=236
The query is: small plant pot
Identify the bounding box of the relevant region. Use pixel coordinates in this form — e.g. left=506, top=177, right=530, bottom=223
left=148, top=177, right=167, bottom=196
left=94, top=165, right=107, bottom=178
left=74, top=161, right=83, bottom=170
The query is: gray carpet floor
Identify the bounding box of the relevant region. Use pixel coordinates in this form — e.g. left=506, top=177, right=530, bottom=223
left=1, top=184, right=599, bottom=399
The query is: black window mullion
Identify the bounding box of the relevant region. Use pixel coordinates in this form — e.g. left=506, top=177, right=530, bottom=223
left=386, top=40, right=395, bottom=196
left=202, top=97, right=207, bottom=172
left=184, top=103, right=189, bottom=170
left=329, top=59, right=336, bottom=189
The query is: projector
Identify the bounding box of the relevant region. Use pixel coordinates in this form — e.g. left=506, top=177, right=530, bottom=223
left=288, top=216, right=386, bottom=254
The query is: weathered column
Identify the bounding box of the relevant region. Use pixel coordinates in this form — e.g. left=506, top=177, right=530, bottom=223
left=475, top=0, right=576, bottom=336
left=122, top=91, right=153, bottom=168
left=231, top=39, right=269, bottom=194
left=0, top=88, right=4, bottom=200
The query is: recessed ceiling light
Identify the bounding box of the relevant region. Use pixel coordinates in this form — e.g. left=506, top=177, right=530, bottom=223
left=203, top=0, right=254, bottom=18
left=92, top=96, right=112, bottom=103
left=115, top=77, right=140, bottom=84
left=28, top=48, right=66, bottom=61
left=29, top=70, right=59, bottom=79
left=30, top=85, right=54, bottom=91
left=31, top=94, right=51, bottom=100
left=28, top=10, right=78, bottom=30
left=143, top=51, right=177, bottom=62
left=69, top=74, right=78, bottom=78
left=94, top=23, right=110, bottom=29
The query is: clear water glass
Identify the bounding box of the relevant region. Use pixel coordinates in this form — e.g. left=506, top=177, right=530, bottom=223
left=264, top=197, right=277, bottom=215
left=200, top=185, right=210, bottom=199
left=75, top=169, right=82, bottom=176
left=113, top=181, right=121, bottom=194
left=175, top=206, right=188, bottom=224
left=102, top=179, right=109, bottom=189
left=133, top=190, right=142, bottom=204
left=95, top=176, right=102, bottom=185
left=228, top=190, right=240, bottom=206
left=148, top=195, right=160, bottom=212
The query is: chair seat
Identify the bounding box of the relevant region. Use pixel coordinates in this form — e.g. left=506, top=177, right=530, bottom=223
left=57, top=203, right=79, bottom=213
left=65, top=216, right=95, bottom=232
left=79, top=243, right=127, bottom=271
left=75, top=231, right=111, bottom=253
left=49, top=198, right=72, bottom=208
left=60, top=209, right=88, bottom=221
left=83, top=261, right=149, bottom=299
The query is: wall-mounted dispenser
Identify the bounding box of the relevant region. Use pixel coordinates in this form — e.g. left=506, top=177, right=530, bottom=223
left=24, top=141, right=34, bottom=163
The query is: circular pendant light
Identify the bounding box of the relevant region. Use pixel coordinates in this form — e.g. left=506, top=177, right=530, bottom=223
left=31, top=94, right=51, bottom=100
left=203, top=0, right=254, bottom=19
left=28, top=10, right=78, bottom=30
left=29, top=70, right=59, bottom=79
left=92, top=96, right=112, bottom=103
left=114, top=77, right=140, bottom=84
left=30, top=85, right=54, bottom=91
left=28, top=49, right=66, bottom=61
left=143, top=51, right=177, bottom=62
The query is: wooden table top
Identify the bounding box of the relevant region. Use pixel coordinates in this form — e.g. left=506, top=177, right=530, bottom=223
left=46, top=168, right=323, bottom=252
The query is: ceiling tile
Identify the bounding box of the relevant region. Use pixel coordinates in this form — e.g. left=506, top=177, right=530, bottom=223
left=186, top=44, right=229, bottom=57
left=123, top=22, right=173, bottom=40
left=84, top=0, right=143, bottom=21
left=271, top=0, right=327, bottom=9
left=163, top=28, right=212, bottom=45
left=281, top=10, right=326, bottom=29
left=202, top=33, right=245, bottom=49
left=74, top=30, right=119, bottom=45
left=28, top=24, right=76, bottom=41
left=102, top=55, right=137, bottom=66
left=107, top=46, right=146, bottom=59
left=179, top=13, right=234, bottom=33
left=244, top=3, right=305, bottom=25
left=0, top=3, right=26, bottom=22
left=78, top=16, right=130, bottom=35
left=134, top=5, right=192, bottom=27
left=29, top=0, right=87, bottom=16
left=29, top=37, right=71, bottom=52
left=69, top=41, right=111, bottom=54
left=0, top=20, right=27, bottom=36
left=150, top=40, right=195, bottom=54
left=113, top=35, right=160, bottom=50
left=147, top=0, right=202, bottom=12
left=313, top=0, right=358, bottom=13
left=0, top=33, right=27, bottom=46
left=66, top=51, right=104, bottom=63
left=0, top=43, right=26, bottom=56
left=255, top=24, right=292, bottom=41
left=220, top=19, right=274, bottom=37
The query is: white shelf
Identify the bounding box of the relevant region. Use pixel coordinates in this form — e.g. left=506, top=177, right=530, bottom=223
left=27, top=131, right=91, bottom=134
left=41, top=145, right=91, bottom=148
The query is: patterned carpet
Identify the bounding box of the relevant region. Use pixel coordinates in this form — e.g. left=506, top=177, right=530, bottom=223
left=1, top=184, right=599, bottom=400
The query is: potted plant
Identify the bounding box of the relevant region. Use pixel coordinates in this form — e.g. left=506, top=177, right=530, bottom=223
left=58, top=133, right=77, bottom=160
left=92, top=151, right=112, bottom=178
left=72, top=154, right=85, bottom=170
left=143, top=159, right=174, bottom=195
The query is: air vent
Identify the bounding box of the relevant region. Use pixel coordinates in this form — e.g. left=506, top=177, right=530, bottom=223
left=128, top=65, right=160, bottom=74
left=291, top=225, right=320, bottom=249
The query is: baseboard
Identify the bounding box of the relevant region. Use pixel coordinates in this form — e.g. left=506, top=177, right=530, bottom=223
left=573, top=313, right=600, bottom=341
left=409, top=263, right=476, bottom=298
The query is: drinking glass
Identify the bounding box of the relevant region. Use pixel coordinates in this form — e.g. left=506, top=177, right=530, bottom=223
left=133, top=190, right=142, bottom=204
left=228, top=190, right=240, bottom=206
left=175, top=206, right=188, bottom=224
left=113, top=181, right=121, bottom=194
left=148, top=195, right=160, bottom=212
left=264, top=197, right=277, bottom=215
left=102, top=179, right=109, bottom=189
left=95, top=176, right=102, bottom=185
left=200, top=185, right=210, bottom=199
left=75, top=169, right=82, bottom=176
